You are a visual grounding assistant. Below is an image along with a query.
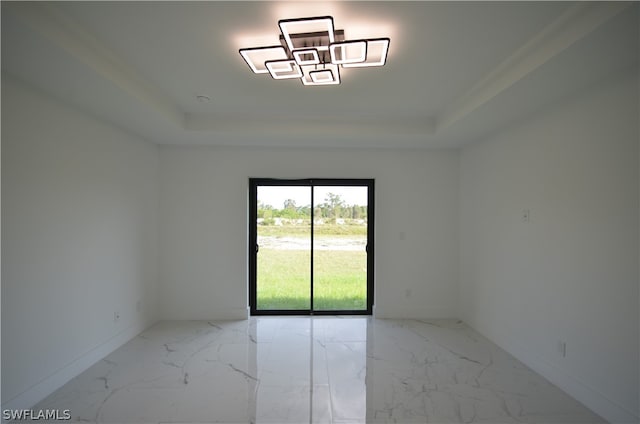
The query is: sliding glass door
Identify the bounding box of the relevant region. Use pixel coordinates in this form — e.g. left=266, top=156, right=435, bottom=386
left=312, top=185, right=369, bottom=311
left=249, top=179, right=374, bottom=315
left=255, top=183, right=311, bottom=311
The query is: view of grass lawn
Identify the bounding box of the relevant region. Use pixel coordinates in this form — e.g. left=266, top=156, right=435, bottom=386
left=258, top=224, right=366, bottom=237
left=254, top=187, right=369, bottom=311
left=256, top=248, right=367, bottom=310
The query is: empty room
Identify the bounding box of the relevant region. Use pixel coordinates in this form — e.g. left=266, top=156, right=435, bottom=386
left=1, top=1, right=638, bottom=423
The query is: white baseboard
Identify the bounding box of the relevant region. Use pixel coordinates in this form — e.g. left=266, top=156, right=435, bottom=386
left=1, top=320, right=153, bottom=413
left=467, top=323, right=639, bottom=424
left=161, top=307, right=250, bottom=321
left=202, top=307, right=249, bottom=320
left=216, top=306, right=253, bottom=320
left=373, top=305, right=456, bottom=319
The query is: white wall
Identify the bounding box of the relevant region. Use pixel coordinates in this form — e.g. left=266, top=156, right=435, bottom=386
left=3, top=51, right=636, bottom=424
left=1, top=75, right=160, bottom=409
left=460, top=72, right=639, bottom=423
left=159, top=147, right=459, bottom=320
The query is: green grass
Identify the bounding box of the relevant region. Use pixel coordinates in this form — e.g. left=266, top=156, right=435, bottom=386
left=258, top=224, right=366, bottom=237
left=256, top=249, right=367, bottom=310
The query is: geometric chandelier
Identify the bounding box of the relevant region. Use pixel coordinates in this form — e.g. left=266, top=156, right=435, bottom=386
left=239, top=16, right=390, bottom=86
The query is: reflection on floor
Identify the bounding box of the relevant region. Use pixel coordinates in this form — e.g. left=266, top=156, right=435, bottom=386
left=35, top=317, right=604, bottom=423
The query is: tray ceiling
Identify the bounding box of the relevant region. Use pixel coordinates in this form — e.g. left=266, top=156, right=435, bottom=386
left=2, top=1, right=637, bottom=148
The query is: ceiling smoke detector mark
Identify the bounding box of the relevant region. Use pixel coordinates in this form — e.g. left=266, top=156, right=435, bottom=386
left=239, top=16, right=389, bottom=86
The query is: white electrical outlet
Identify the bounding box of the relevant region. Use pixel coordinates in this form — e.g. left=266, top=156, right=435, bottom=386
left=136, top=300, right=142, bottom=313
left=522, top=209, right=530, bottom=223
left=558, top=340, right=566, bottom=357
left=114, top=311, right=121, bottom=323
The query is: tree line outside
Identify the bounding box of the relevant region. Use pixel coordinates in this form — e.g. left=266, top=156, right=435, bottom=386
left=257, top=193, right=367, bottom=224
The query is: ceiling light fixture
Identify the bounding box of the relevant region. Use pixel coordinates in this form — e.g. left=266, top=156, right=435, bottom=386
left=239, top=16, right=390, bottom=86
left=265, top=59, right=303, bottom=80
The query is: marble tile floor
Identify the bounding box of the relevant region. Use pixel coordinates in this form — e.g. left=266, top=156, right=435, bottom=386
left=34, top=317, right=604, bottom=424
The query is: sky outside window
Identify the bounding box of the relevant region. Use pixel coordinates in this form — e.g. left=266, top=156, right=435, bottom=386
left=258, top=186, right=367, bottom=209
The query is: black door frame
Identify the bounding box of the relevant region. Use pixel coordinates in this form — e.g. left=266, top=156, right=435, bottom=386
left=249, top=178, right=374, bottom=316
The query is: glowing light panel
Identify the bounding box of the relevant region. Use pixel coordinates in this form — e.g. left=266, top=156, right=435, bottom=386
left=239, top=46, right=288, bottom=73
left=265, top=60, right=303, bottom=79
left=310, top=70, right=334, bottom=83
left=329, top=41, right=367, bottom=64
left=301, top=63, right=340, bottom=86
left=279, top=16, right=335, bottom=52
left=342, top=38, right=390, bottom=68
left=239, top=17, right=389, bottom=85
left=293, top=49, right=320, bottom=66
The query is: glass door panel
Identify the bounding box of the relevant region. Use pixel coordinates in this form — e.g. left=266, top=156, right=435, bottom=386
left=256, top=185, right=311, bottom=311
left=250, top=179, right=373, bottom=315
left=313, top=186, right=368, bottom=311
